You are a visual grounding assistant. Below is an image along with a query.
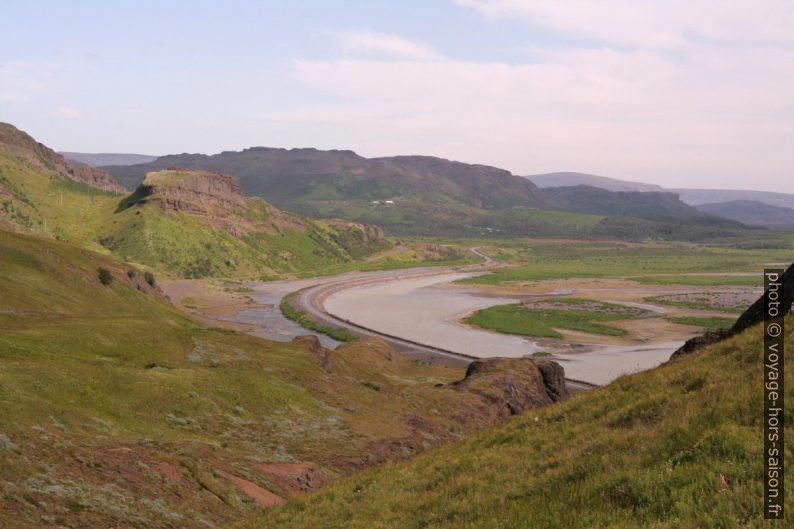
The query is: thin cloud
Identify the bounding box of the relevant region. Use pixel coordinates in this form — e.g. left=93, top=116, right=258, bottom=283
left=0, top=61, right=53, bottom=102
left=291, top=37, right=794, bottom=190
left=454, top=0, right=794, bottom=50
left=53, top=106, right=83, bottom=119
left=331, top=29, right=441, bottom=61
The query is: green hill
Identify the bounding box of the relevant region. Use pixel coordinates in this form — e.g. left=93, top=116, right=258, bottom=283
left=103, top=148, right=548, bottom=210
left=100, top=169, right=392, bottom=278
left=0, top=228, right=558, bottom=528
left=104, top=148, right=552, bottom=237
left=0, top=122, right=125, bottom=249
left=237, top=311, right=792, bottom=528
left=103, top=148, right=766, bottom=241
left=0, top=123, right=392, bottom=278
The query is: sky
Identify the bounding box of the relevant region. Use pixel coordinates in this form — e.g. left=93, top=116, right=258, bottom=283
left=1, top=0, right=793, bottom=192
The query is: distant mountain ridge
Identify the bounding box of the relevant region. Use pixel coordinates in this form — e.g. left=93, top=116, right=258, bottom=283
left=101, top=147, right=768, bottom=241
left=104, top=147, right=548, bottom=210
left=525, top=170, right=794, bottom=209
left=671, top=188, right=794, bottom=209
left=543, top=185, right=702, bottom=218
left=527, top=172, right=665, bottom=192
left=526, top=171, right=794, bottom=228
left=60, top=151, right=158, bottom=167
left=695, top=200, right=794, bottom=227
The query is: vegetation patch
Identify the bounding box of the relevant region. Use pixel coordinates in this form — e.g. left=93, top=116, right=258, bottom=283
left=644, top=293, right=751, bottom=314
left=666, top=316, right=736, bottom=330
left=97, top=267, right=113, bottom=285
left=279, top=290, right=357, bottom=342
left=465, top=298, right=647, bottom=339
left=633, top=274, right=762, bottom=286
left=461, top=240, right=793, bottom=285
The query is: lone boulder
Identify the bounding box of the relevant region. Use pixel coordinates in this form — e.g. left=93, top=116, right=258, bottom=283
left=451, top=357, right=567, bottom=418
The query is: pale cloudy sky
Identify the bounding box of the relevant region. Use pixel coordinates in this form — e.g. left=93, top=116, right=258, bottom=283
left=1, top=1, right=792, bottom=191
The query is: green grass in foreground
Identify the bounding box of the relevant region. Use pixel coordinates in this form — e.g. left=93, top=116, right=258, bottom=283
left=279, top=290, right=357, bottom=342
left=634, top=275, right=762, bottom=286
left=0, top=228, right=487, bottom=528
left=464, top=299, right=644, bottom=339
left=236, top=315, right=794, bottom=529
left=666, top=316, right=737, bottom=330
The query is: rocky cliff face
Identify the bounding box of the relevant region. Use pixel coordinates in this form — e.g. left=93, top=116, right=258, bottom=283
left=128, top=169, right=306, bottom=237
left=324, top=218, right=391, bottom=258
left=0, top=122, right=125, bottom=193
left=137, top=169, right=248, bottom=216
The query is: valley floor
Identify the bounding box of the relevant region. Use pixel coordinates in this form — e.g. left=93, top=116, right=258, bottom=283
left=168, top=244, right=762, bottom=386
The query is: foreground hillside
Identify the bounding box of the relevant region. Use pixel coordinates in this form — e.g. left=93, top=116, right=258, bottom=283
left=0, top=229, right=561, bottom=528
left=239, top=312, right=792, bottom=528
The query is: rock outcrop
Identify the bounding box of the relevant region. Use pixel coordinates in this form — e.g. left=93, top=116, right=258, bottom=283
left=136, top=169, right=248, bottom=216
left=126, top=169, right=306, bottom=237
left=671, top=262, right=793, bottom=358
left=451, top=357, right=567, bottom=417
left=0, top=122, right=125, bottom=193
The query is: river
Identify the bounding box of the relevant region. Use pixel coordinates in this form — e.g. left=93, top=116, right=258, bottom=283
left=322, top=272, right=681, bottom=385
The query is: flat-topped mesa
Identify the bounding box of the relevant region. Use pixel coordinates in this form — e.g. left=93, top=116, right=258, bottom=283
left=0, top=122, right=125, bottom=194
left=139, top=169, right=248, bottom=216
left=130, top=168, right=306, bottom=237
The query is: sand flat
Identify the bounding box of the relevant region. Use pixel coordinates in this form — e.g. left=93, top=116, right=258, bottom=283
left=324, top=272, right=681, bottom=385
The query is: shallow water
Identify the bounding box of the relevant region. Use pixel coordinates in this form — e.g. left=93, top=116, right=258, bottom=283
left=324, top=272, right=681, bottom=385
left=325, top=272, right=539, bottom=356
left=218, top=284, right=341, bottom=349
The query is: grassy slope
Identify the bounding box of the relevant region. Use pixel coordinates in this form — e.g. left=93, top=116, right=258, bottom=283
left=1, top=148, right=467, bottom=279
left=0, top=148, right=396, bottom=278
left=0, top=230, right=494, bottom=528
left=103, top=198, right=368, bottom=278
left=238, top=316, right=793, bottom=529
left=0, top=149, right=120, bottom=250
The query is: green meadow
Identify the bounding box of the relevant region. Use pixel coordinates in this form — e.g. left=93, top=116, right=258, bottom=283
left=460, top=239, right=793, bottom=285
left=464, top=299, right=645, bottom=339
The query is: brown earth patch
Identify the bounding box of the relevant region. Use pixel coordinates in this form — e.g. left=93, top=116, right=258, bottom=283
left=151, top=460, right=185, bottom=485
left=216, top=469, right=285, bottom=508
left=253, top=463, right=329, bottom=495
